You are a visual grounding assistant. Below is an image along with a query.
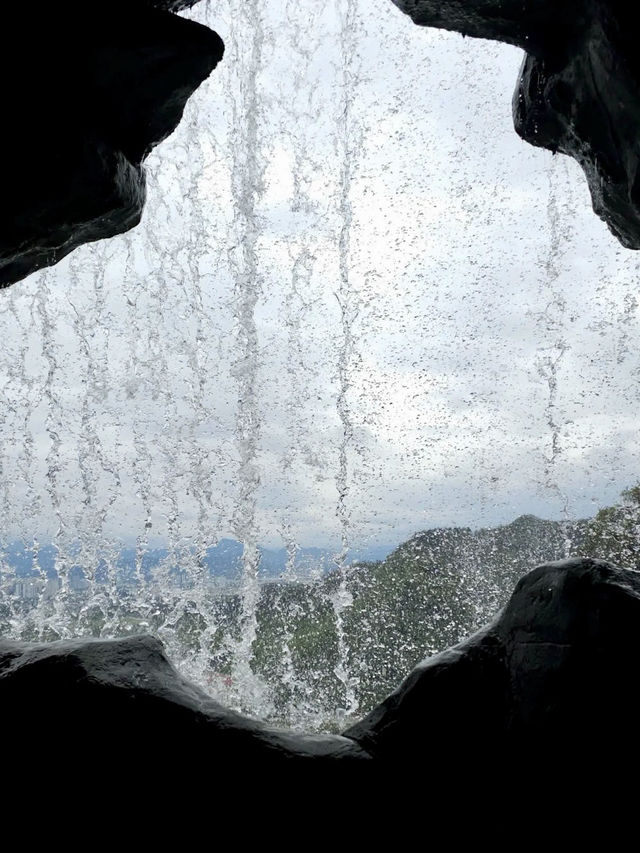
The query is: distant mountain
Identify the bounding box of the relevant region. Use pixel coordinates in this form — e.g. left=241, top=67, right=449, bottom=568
left=198, top=540, right=395, bottom=579
left=276, top=513, right=589, bottom=711
left=244, top=513, right=591, bottom=717
left=0, top=538, right=396, bottom=582
left=355, top=513, right=588, bottom=629
left=2, top=543, right=57, bottom=578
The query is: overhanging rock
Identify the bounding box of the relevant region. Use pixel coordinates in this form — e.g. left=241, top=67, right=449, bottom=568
left=392, top=1, right=640, bottom=249
left=0, top=1, right=224, bottom=287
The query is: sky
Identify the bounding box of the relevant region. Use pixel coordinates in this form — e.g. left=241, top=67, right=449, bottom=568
left=0, top=0, right=639, bottom=561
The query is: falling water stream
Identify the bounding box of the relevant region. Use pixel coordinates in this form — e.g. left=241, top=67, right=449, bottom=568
left=537, top=156, right=573, bottom=554
left=226, top=0, right=270, bottom=713
left=1, top=0, right=640, bottom=729
left=330, top=0, right=360, bottom=719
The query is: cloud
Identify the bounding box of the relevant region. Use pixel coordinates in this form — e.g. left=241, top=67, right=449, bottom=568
left=0, top=0, right=638, bottom=561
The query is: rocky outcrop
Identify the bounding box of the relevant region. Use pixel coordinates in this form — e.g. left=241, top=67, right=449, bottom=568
left=0, top=2, right=223, bottom=287
left=346, top=558, right=640, bottom=775
left=393, top=1, right=640, bottom=249
left=0, top=633, right=368, bottom=767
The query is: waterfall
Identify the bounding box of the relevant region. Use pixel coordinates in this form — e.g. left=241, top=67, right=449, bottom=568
left=536, top=157, right=572, bottom=545
left=0, top=0, right=639, bottom=729
left=225, top=0, right=269, bottom=714
left=331, top=0, right=361, bottom=719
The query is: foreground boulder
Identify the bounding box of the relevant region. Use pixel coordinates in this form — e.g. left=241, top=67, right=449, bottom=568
left=0, top=633, right=367, bottom=767
left=393, top=1, right=640, bottom=249
left=0, top=1, right=223, bottom=287
left=346, top=557, right=640, bottom=775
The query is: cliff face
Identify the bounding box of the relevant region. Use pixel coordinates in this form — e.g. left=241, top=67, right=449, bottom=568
left=393, top=0, right=640, bottom=249
left=0, top=1, right=223, bottom=287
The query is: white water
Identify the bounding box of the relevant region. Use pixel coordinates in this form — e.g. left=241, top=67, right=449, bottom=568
left=0, top=0, right=639, bottom=728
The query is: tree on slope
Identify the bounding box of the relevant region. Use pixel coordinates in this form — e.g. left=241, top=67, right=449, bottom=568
left=581, top=485, right=640, bottom=570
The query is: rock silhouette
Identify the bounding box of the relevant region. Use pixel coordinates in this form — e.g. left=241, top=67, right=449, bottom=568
left=0, top=1, right=223, bottom=286
left=394, top=0, right=640, bottom=249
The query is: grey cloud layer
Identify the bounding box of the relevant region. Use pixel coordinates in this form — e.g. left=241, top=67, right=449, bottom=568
left=0, top=0, right=637, bottom=560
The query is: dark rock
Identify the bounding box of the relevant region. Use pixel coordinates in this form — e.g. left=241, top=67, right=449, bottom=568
left=345, top=558, right=640, bottom=777
left=0, top=2, right=224, bottom=287
left=0, top=633, right=369, bottom=769
left=392, top=1, right=640, bottom=249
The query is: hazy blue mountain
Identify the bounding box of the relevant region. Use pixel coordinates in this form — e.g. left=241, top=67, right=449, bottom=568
left=3, top=543, right=57, bottom=578
left=1, top=538, right=395, bottom=583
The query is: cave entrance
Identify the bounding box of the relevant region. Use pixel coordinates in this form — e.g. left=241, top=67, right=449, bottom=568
left=0, top=0, right=638, bottom=730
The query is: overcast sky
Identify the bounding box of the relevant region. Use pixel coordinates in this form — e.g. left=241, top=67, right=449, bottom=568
left=0, top=0, right=639, bottom=559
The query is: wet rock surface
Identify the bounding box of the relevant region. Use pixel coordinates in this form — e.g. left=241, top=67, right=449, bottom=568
left=346, top=558, right=640, bottom=775
left=0, top=1, right=223, bottom=287
left=0, top=633, right=368, bottom=767
left=393, top=0, right=640, bottom=249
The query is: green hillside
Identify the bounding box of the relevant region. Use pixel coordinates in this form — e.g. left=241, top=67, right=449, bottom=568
left=5, top=486, right=640, bottom=729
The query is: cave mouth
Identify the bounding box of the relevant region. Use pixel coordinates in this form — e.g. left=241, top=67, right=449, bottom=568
left=0, top=0, right=638, bottom=732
